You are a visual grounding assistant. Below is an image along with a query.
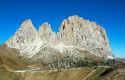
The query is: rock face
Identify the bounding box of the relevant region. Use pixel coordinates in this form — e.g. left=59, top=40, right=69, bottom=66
left=57, top=16, right=111, bottom=57
left=5, top=15, right=112, bottom=64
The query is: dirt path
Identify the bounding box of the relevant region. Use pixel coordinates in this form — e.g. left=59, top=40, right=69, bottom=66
left=82, top=69, right=96, bottom=80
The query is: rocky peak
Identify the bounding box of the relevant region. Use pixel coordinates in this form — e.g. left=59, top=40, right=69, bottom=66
left=21, top=19, right=33, bottom=27
left=39, top=22, right=51, bottom=31
left=39, top=22, right=56, bottom=42
left=19, top=19, right=38, bottom=33
left=6, top=19, right=38, bottom=46
left=6, top=19, right=42, bottom=58
left=60, top=15, right=86, bottom=31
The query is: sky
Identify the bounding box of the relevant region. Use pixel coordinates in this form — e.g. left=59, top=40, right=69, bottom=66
left=0, top=0, right=124, bottom=57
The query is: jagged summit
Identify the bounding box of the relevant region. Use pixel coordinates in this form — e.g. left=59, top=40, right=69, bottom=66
left=39, top=22, right=51, bottom=31
left=5, top=15, right=113, bottom=61
left=21, top=19, right=32, bottom=26
left=39, top=22, right=56, bottom=43
left=6, top=19, right=38, bottom=46
left=60, top=15, right=85, bottom=30
left=60, top=15, right=100, bottom=31
left=20, top=19, right=37, bottom=30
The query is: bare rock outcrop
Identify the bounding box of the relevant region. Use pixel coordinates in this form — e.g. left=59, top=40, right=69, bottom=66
left=5, top=15, right=113, bottom=63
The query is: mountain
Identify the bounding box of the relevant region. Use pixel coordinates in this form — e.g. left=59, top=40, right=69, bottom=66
left=1, top=15, right=124, bottom=80
left=5, top=15, right=113, bottom=64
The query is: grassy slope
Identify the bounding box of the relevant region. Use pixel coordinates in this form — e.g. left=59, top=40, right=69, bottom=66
left=102, top=68, right=125, bottom=80
left=18, top=68, right=92, bottom=80
left=0, top=65, right=125, bottom=80
left=88, top=67, right=110, bottom=80
left=0, top=46, right=92, bottom=80
left=0, top=46, right=125, bottom=80
left=0, top=66, right=20, bottom=80
left=86, top=66, right=125, bottom=80
left=0, top=67, right=92, bottom=80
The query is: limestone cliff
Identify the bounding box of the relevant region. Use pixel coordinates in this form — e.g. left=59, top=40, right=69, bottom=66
left=5, top=15, right=113, bottom=63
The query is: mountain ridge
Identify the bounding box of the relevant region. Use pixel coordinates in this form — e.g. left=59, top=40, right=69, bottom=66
left=5, top=15, right=113, bottom=61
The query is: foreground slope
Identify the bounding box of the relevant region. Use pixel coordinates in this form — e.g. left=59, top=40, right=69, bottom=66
left=0, top=46, right=124, bottom=80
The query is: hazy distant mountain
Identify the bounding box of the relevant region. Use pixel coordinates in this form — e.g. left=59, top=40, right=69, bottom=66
left=5, top=15, right=113, bottom=64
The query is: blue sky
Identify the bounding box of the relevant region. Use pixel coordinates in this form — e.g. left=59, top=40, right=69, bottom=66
left=0, top=0, right=124, bottom=57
